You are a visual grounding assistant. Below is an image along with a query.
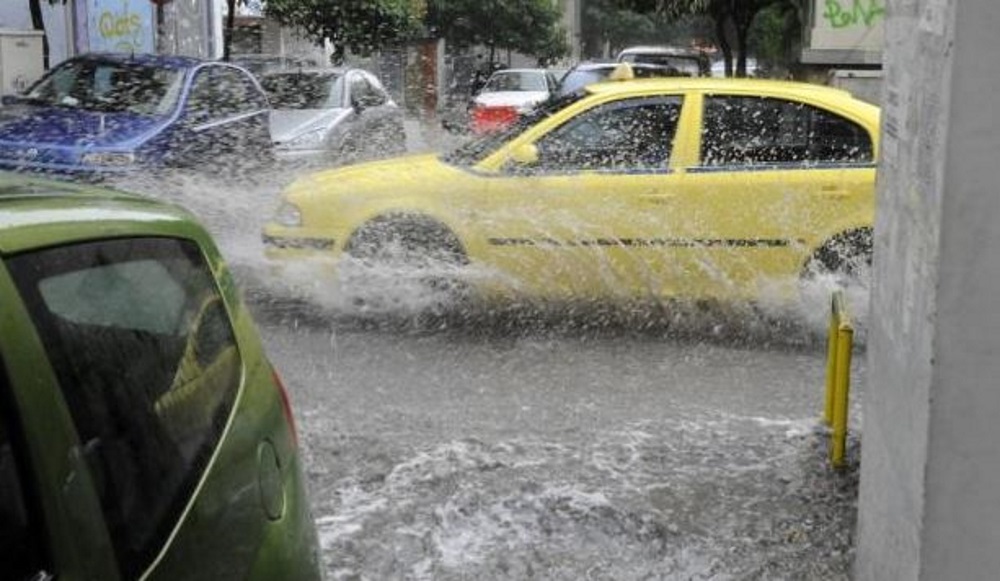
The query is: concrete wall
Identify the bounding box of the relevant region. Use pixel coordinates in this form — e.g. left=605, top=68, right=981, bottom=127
left=857, top=0, right=1000, bottom=578
left=0, top=1, right=72, bottom=67
left=802, top=0, right=885, bottom=65
left=158, top=0, right=217, bottom=58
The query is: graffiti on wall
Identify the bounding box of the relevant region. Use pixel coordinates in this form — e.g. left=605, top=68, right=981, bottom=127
left=822, top=0, right=885, bottom=29
left=87, top=0, right=154, bottom=53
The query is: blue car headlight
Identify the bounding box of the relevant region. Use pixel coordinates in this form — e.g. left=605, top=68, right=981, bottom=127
left=81, top=151, right=136, bottom=167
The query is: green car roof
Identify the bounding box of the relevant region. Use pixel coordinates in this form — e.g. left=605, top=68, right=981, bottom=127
left=0, top=172, right=207, bottom=255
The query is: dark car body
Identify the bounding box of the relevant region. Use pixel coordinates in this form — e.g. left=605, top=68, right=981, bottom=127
left=616, top=46, right=712, bottom=77
left=555, top=61, right=693, bottom=98
left=0, top=172, right=322, bottom=580
left=0, top=53, right=272, bottom=178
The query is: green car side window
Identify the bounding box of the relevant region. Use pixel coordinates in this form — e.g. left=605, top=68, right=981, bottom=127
left=8, top=237, right=242, bottom=580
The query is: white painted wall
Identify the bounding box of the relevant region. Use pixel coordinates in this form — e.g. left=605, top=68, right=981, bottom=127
left=0, top=2, right=72, bottom=66
left=857, top=0, right=1000, bottom=578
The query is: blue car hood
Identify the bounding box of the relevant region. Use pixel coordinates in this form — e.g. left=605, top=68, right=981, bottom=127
left=0, top=105, right=168, bottom=149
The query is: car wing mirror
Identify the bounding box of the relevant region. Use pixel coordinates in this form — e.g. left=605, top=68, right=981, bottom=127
left=509, top=143, right=540, bottom=166
left=1, top=94, right=20, bottom=106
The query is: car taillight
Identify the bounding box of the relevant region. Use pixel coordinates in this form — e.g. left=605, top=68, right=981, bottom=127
left=471, top=105, right=519, bottom=134
left=271, top=366, right=299, bottom=447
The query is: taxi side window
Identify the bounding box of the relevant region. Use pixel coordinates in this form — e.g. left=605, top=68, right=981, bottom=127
left=533, top=97, right=682, bottom=172
left=701, top=95, right=873, bottom=167
left=0, top=365, right=46, bottom=580
left=8, top=237, right=242, bottom=580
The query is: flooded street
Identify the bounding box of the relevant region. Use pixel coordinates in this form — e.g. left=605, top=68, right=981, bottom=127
left=111, top=125, right=866, bottom=580
left=255, top=303, right=863, bottom=580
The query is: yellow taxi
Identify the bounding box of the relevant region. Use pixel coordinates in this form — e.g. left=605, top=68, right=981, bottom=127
left=263, top=71, right=879, bottom=305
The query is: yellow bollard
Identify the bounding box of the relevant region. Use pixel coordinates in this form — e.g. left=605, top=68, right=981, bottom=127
left=824, top=304, right=838, bottom=426
left=824, top=290, right=853, bottom=469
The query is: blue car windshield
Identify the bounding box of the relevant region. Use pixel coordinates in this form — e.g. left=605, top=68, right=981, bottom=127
left=23, top=59, right=184, bottom=116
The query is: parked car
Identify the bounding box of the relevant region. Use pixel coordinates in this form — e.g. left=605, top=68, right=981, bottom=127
left=260, top=67, right=406, bottom=165
left=0, top=171, right=322, bottom=580
left=710, top=57, right=762, bottom=78
left=469, top=68, right=561, bottom=134
left=616, top=45, right=712, bottom=77
left=555, top=61, right=692, bottom=98
left=263, top=75, right=878, bottom=306
left=0, top=53, right=273, bottom=178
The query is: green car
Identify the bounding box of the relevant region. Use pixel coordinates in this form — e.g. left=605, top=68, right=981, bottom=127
left=0, top=173, right=321, bottom=580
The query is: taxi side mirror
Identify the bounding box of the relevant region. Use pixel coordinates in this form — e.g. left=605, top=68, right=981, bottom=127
left=509, top=143, right=539, bottom=166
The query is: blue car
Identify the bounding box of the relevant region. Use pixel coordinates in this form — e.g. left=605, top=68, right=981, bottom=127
left=0, top=53, right=273, bottom=178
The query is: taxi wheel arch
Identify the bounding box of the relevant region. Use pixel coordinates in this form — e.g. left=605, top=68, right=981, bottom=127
left=802, top=227, right=873, bottom=282
left=344, top=213, right=469, bottom=267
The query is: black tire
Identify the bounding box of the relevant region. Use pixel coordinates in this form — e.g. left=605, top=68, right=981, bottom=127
left=802, top=229, right=873, bottom=288
left=345, top=216, right=471, bottom=311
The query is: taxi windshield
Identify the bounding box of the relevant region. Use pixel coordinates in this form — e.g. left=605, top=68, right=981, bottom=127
left=442, top=92, right=585, bottom=167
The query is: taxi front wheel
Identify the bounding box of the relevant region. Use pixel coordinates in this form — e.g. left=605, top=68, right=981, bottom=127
left=345, top=215, right=471, bottom=311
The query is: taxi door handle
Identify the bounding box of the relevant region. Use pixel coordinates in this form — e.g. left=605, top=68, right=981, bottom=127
left=639, top=193, right=677, bottom=204
left=821, top=185, right=849, bottom=198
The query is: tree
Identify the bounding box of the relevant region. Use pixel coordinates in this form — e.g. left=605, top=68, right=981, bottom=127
left=29, top=0, right=67, bottom=69
left=265, top=0, right=426, bottom=63
left=224, top=0, right=241, bottom=61
left=425, top=0, right=567, bottom=64
left=581, top=0, right=657, bottom=58
left=662, top=0, right=797, bottom=77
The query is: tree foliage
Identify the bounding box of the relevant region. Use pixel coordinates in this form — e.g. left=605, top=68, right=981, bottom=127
left=662, top=0, right=799, bottom=77
left=265, top=0, right=426, bottom=62
left=425, top=0, right=567, bottom=62
left=581, top=0, right=656, bottom=57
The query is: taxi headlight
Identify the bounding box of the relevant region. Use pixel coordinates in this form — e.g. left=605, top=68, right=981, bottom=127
left=273, top=201, right=302, bottom=227
left=81, top=151, right=136, bottom=166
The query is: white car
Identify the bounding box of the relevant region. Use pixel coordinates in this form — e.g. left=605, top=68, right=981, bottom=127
left=260, top=67, right=406, bottom=165
left=469, top=68, right=560, bottom=134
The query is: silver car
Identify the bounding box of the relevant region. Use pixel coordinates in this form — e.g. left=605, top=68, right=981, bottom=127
left=260, top=68, right=406, bottom=164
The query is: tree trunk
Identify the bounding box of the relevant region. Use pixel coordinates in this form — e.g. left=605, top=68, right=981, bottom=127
left=224, top=0, right=237, bottom=60
left=711, top=5, right=733, bottom=77
left=736, top=24, right=750, bottom=77
left=28, top=0, right=49, bottom=69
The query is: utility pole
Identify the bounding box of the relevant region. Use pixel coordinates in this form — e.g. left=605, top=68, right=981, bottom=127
left=857, top=0, right=1000, bottom=578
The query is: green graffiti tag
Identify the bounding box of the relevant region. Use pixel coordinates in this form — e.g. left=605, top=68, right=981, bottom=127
left=822, top=0, right=885, bottom=28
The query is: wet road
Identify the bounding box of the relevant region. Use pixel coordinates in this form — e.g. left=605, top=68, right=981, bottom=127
left=111, top=127, right=867, bottom=580
left=253, top=301, right=864, bottom=580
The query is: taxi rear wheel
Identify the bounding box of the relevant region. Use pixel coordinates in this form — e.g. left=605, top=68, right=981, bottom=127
left=801, top=229, right=873, bottom=290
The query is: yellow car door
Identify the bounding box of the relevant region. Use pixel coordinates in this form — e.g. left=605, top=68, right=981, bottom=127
left=479, top=95, right=691, bottom=300
left=668, top=91, right=878, bottom=300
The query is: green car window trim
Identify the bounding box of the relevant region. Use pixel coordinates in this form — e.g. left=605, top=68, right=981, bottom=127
left=0, top=356, right=49, bottom=579
left=7, top=236, right=242, bottom=580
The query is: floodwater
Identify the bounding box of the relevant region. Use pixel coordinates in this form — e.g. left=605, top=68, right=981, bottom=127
left=111, top=122, right=867, bottom=580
